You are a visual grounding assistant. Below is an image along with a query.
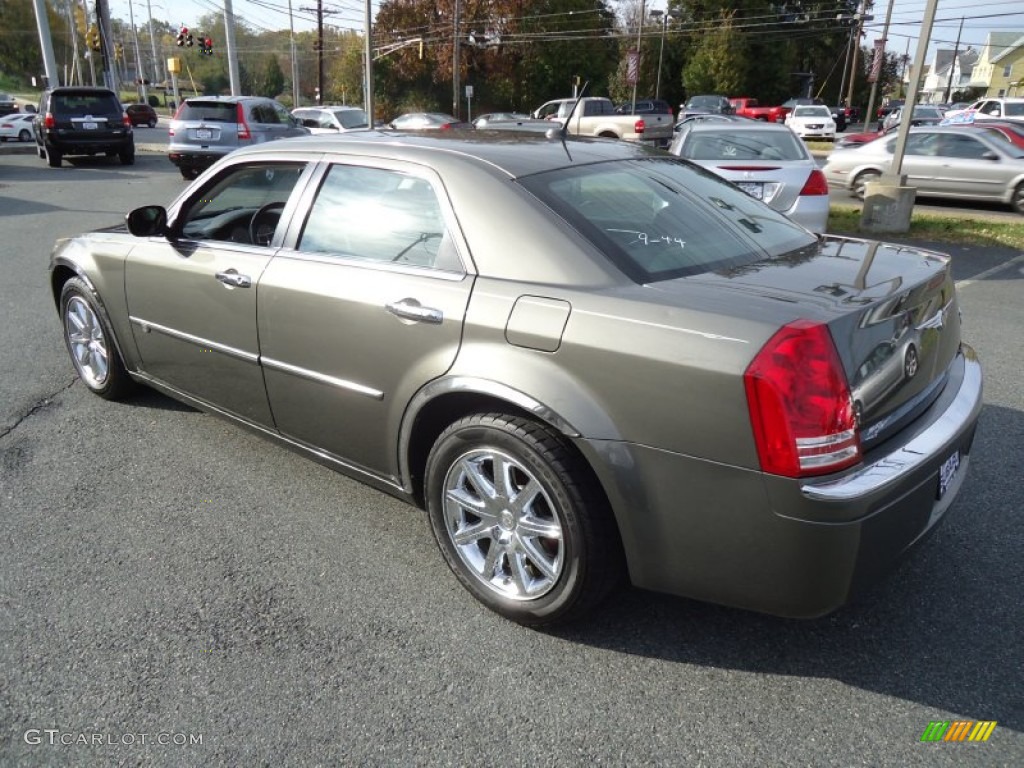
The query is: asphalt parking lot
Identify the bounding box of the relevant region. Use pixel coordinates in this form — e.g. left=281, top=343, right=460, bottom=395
left=1, top=152, right=1021, bottom=766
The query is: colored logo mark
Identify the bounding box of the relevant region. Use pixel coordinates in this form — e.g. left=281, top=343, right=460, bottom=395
left=921, top=720, right=997, bottom=742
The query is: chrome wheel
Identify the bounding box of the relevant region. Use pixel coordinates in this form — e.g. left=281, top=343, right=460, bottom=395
left=905, top=345, right=919, bottom=379
left=442, top=448, right=564, bottom=600
left=64, top=295, right=110, bottom=388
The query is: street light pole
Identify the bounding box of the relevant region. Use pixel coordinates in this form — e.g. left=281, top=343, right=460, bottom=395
left=650, top=9, right=666, bottom=100
left=630, top=0, right=646, bottom=114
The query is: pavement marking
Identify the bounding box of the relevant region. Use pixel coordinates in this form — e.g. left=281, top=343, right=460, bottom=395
left=955, top=253, right=1024, bottom=289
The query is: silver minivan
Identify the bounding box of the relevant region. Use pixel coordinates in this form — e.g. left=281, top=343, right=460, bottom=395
left=167, top=96, right=309, bottom=180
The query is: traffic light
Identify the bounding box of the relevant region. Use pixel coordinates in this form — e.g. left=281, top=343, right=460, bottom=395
left=176, top=26, right=186, bottom=47
left=87, top=24, right=101, bottom=52
left=203, top=37, right=214, bottom=56
left=114, top=42, right=124, bottom=61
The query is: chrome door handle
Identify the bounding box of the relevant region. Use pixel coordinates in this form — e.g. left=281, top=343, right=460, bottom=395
left=386, top=299, right=443, bottom=324
left=215, top=270, right=251, bottom=288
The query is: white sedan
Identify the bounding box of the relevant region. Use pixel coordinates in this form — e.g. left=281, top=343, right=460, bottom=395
left=785, top=105, right=836, bottom=141
left=0, top=113, right=34, bottom=142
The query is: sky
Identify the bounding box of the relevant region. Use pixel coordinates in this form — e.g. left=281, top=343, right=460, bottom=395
left=106, top=0, right=1024, bottom=61
left=107, top=0, right=374, bottom=36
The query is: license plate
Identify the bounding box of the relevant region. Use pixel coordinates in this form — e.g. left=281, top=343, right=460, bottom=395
left=736, top=182, right=764, bottom=199
left=195, top=129, right=212, bottom=140
left=937, top=449, right=961, bottom=499
left=82, top=122, right=97, bottom=130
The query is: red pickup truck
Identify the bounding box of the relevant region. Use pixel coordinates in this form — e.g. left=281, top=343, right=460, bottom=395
left=728, top=97, right=788, bottom=123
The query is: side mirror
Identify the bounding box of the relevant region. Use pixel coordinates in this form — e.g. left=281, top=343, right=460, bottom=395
left=126, top=205, right=169, bottom=237
left=982, top=150, right=999, bottom=161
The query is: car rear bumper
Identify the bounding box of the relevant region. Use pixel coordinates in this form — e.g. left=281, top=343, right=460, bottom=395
left=782, top=195, right=830, bottom=234
left=43, top=131, right=132, bottom=155
left=582, top=345, right=982, bottom=618
left=167, top=149, right=228, bottom=170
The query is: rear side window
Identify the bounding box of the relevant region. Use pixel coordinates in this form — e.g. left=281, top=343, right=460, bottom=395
left=519, top=158, right=815, bottom=283
left=335, top=109, right=368, bottom=129
left=178, top=102, right=236, bottom=122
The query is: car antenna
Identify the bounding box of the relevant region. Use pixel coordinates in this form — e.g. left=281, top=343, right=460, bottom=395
left=546, top=80, right=589, bottom=160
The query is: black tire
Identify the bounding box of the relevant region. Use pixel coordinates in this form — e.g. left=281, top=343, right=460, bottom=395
left=59, top=277, right=135, bottom=401
left=425, top=412, right=622, bottom=626
left=18, top=129, right=31, bottom=142
left=853, top=170, right=881, bottom=200
left=46, top=147, right=62, bottom=167
left=1012, top=182, right=1024, bottom=216
left=180, top=167, right=200, bottom=181
left=119, top=145, right=135, bottom=165
left=148, top=119, right=157, bottom=128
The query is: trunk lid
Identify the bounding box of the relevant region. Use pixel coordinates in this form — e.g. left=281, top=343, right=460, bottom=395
left=672, top=236, right=962, bottom=445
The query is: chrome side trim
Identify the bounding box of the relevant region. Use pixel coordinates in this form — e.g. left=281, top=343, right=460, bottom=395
left=129, top=316, right=259, bottom=363
left=800, top=348, right=982, bottom=502
left=261, top=356, right=384, bottom=400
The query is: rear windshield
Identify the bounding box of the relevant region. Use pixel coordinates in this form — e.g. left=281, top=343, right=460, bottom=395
left=682, top=130, right=808, bottom=161
left=178, top=102, right=236, bottom=122
left=54, top=93, right=120, bottom=114
left=1004, top=102, right=1024, bottom=117
left=518, top=158, right=816, bottom=283
left=333, top=109, right=369, bottom=129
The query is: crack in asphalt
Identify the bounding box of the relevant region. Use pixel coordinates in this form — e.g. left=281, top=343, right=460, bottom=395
left=0, top=378, right=78, bottom=441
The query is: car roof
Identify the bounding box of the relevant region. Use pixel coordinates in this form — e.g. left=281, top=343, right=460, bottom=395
left=227, top=130, right=661, bottom=179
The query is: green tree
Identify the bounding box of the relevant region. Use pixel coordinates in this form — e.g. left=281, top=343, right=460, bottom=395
left=682, top=10, right=746, bottom=95
left=252, top=54, right=285, bottom=98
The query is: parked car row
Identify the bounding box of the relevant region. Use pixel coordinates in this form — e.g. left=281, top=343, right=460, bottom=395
left=824, top=124, right=1024, bottom=214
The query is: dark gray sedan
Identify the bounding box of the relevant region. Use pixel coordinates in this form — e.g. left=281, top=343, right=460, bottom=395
left=49, top=133, right=982, bottom=625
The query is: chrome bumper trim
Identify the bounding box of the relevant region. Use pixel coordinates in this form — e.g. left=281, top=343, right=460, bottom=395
left=800, top=348, right=981, bottom=502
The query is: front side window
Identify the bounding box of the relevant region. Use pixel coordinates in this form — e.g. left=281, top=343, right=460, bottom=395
left=518, top=158, right=815, bottom=283
left=297, top=165, right=460, bottom=271
left=177, top=162, right=307, bottom=244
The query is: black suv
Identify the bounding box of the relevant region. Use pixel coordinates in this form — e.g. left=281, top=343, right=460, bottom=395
left=34, top=87, right=134, bottom=168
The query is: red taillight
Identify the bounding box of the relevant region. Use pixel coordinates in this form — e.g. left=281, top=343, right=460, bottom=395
left=440, top=122, right=452, bottom=130
left=799, top=169, right=829, bottom=196
left=44, top=112, right=56, bottom=129
left=236, top=103, right=251, bottom=140
left=744, top=320, right=860, bottom=478
left=635, top=119, right=645, bottom=134
left=122, top=112, right=131, bottom=128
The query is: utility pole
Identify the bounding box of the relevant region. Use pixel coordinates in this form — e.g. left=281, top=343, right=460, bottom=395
left=453, top=0, right=461, bottom=119
left=630, top=0, right=646, bottom=114
left=845, top=2, right=873, bottom=113
left=145, top=0, right=163, bottom=87
left=943, top=17, right=964, bottom=103
left=287, top=0, right=300, bottom=106
left=127, top=0, right=146, bottom=102
left=223, top=0, right=241, bottom=96
left=863, top=0, right=894, bottom=136
left=95, top=0, right=118, bottom=93
left=83, top=0, right=97, bottom=85
left=31, top=0, right=60, bottom=87
left=364, top=0, right=373, bottom=122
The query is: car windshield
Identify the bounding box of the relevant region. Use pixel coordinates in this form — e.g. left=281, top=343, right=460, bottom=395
left=793, top=106, right=830, bottom=118
left=912, top=107, right=943, bottom=119
left=518, top=158, right=816, bottom=283
left=682, top=130, right=808, bottom=161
